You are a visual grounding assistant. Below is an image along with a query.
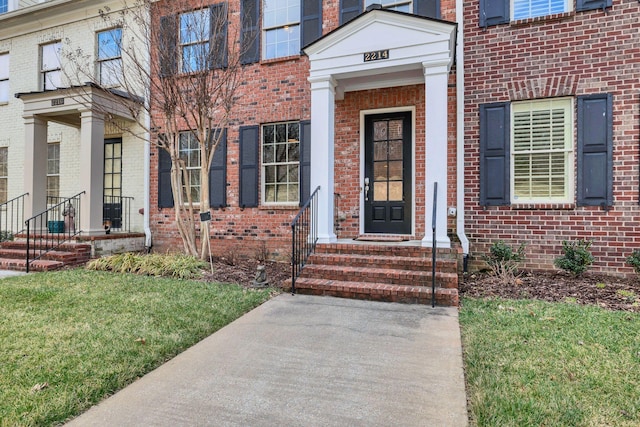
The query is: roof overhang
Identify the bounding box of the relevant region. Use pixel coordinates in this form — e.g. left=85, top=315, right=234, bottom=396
left=16, top=84, right=140, bottom=127
left=303, top=9, right=457, bottom=99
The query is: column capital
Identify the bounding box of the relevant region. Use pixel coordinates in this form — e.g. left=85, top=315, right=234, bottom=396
left=308, top=75, right=338, bottom=91
left=422, top=60, right=452, bottom=77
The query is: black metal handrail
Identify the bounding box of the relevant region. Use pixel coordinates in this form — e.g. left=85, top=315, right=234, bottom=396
left=0, top=193, right=28, bottom=241
left=103, top=195, right=135, bottom=233
left=291, top=186, right=321, bottom=294
left=431, top=182, right=438, bottom=308
left=25, top=191, right=84, bottom=273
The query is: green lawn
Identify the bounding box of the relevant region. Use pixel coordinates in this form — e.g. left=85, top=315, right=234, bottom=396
left=460, top=298, right=640, bottom=427
left=0, top=269, right=272, bottom=426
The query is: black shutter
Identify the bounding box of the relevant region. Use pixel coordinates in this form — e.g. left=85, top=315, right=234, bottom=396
left=414, top=0, right=440, bottom=19
left=479, top=102, right=510, bottom=206
left=340, top=0, right=361, bottom=25
left=299, top=120, right=311, bottom=206
left=301, top=0, right=322, bottom=49
left=577, top=94, right=613, bottom=207
left=210, top=3, right=228, bottom=69
left=209, top=129, right=227, bottom=208
left=576, top=0, right=611, bottom=12
left=240, top=0, right=260, bottom=64
left=479, top=0, right=509, bottom=28
left=239, top=126, right=259, bottom=208
left=159, top=16, right=177, bottom=77
left=158, top=146, right=174, bottom=208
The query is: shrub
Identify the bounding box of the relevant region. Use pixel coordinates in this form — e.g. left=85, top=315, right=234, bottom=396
left=626, top=250, right=640, bottom=276
left=554, top=239, right=594, bottom=276
left=87, top=253, right=208, bottom=279
left=483, top=241, right=525, bottom=284
left=0, top=231, right=14, bottom=242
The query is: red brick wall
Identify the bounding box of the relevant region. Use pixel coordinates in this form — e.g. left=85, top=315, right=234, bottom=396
left=464, top=1, right=640, bottom=275
left=150, top=0, right=460, bottom=260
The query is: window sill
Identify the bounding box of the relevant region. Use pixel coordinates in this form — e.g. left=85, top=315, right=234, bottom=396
left=511, top=202, right=575, bottom=210
left=0, top=101, right=8, bottom=106
left=260, top=55, right=302, bottom=66
left=259, top=204, right=299, bottom=211
left=510, top=11, right=574, bottom=27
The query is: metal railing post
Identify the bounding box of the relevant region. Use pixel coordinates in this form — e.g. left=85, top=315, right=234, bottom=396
left=432, top=182, right=438, bottom=308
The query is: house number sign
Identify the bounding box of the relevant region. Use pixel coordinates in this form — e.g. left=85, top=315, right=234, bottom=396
left=364, top=49, right=389, bottom=62
left=51, top=98, right=65, bottom=106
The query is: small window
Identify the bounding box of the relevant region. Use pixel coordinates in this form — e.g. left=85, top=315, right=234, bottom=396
left=41, top=42, right=61, bottom=90
left=364, top=0, right=412, bottom=12
left=178, top=131, right=201, bottom=202
left=0, top=0, right=7, bottom=14
left=180, top=9, right=210, bottom=73
left=511, top=98, right=573, bottom=203
left=0, top=147, right=7, bottom=204
left=47, top=142, right=60, bottom=201
left=513, top=0, right=569, bottom=20
left=97, top=28, right=122, bottom=87
left=263, top=0, right=300, bottom=60
left=262, top=121, right=299, bottom=204
left=0, top=53, right=8, bottom=103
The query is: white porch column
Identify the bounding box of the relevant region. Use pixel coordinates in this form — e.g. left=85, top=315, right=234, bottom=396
left=79, top=110, right=105, bottom=235
left=422, top=62, right=451, bottom=249
left=309, top=76, right=337, bottom=243
left=23, top=115, right=48, bottom=220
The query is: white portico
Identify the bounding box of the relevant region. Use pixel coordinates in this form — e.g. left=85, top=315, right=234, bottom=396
left=17, top=85, right=138, bottom=235
left=303, top=8, right=457, bottom=248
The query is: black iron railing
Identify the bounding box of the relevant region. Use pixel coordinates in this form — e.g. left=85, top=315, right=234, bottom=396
left=103, top=195, right=134, bottom=233
left=0, top=193, right=28, bottom=241
left=25, top=192, right=84, bottom=273
left=431, top=182, right=438, bottom=308
left=291, top=186, right=320, bottom=294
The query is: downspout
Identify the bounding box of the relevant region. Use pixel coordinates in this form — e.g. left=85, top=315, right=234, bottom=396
left=455, top=0, right=470, bottom=269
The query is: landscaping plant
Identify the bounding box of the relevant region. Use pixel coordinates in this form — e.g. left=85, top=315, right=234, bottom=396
left=626, top=250, right=640, bottom=276
left=554, top=239, right=594, bottom=276
left=483, top=240, right=526, bottom=285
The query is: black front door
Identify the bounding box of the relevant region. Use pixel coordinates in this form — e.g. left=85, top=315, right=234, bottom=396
left=364, top=112, right=412, bottom=234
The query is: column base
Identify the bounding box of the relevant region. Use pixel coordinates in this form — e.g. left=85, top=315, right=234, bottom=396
left=317, top=233, right=338, bottom=244
left=421, top=235, right=451, bottom=249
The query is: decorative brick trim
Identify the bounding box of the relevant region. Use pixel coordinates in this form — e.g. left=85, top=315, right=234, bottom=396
left=508, top=75, right=579, bottom=101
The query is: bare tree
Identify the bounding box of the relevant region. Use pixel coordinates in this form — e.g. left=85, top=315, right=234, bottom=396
left=63, top=0, right=257, bottom=258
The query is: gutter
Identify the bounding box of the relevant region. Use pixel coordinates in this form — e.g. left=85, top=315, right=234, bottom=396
left=455, top=0, right=470, bottom=264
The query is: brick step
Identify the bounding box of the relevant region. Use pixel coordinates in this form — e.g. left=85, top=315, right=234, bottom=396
left=0, top=257, right=65, bottom=272
left=308, top=252, right=457, bottom=273
left=299, top=264, right=459, bottom=289
left=293, top=278, right=458, bottom=306
left=315, top=243, right=460, bottom=260
left=2, top=240, right=91, bottom=252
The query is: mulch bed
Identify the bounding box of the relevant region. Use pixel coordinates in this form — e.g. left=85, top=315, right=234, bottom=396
left=461, top=270, right=640, bottom=312
left=203, top=258, right=291, bottom=289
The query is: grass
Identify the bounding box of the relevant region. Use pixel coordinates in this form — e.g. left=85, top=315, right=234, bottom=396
left=0, top=269, right=272, bottom=426
left=460, top=298, right=640, bottom=426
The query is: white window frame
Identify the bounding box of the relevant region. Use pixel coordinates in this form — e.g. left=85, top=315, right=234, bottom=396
left=0, top=52, right=8, bottom=104
left=261, top=121, right=300, bottom=205
left=41, top=41, right=61, bottom=91
left=0, top=147, right=7, bottom=204
left=262, top=0, right=300, bottom=60
left=179, top=9, right=210, bottom=73
left=178, top=131, right=202, bottom=203
left=511, top=0, right=571, bottom=20
left=364, top=0, right=412, bottom=12
left=47, top=142, right=60, bottom=201
left=511, top=97, right=574, bottom=204
left=97, top=28, right=123, bottom=87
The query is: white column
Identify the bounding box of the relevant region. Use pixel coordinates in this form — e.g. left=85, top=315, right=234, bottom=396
left=309, top=76, right=337, bottom=243
left=23, top=115, right=48, bottom=220
left=79, top=110, right=106, bottom=235
left=422, top=63, right=451, bottom=249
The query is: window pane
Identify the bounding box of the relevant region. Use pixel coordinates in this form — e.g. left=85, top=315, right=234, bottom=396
left=0, top=53, right=8, bottom=79
left=100, top=58, right=122, bottom=86
left=264, top=25, right=299, bottom=59
left=180, top=10, right=210, bottom=44
left=41, top=43, right=61, bottom=72
left=182, top=42, right=210, bottom=73
left=0, top=80, right=8, bottom=103
left=43, top=70, right=61, bottom=90
left=98, top=29, right=122, bottom=60
left=261, top=122, right=300, bottom=203
left=514, top=0, right=566, bottom=19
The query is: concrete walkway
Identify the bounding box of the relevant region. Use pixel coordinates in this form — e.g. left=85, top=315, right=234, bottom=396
left=67, top=294, right=468, bottom=426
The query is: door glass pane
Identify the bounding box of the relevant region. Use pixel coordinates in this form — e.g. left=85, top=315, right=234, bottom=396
left=388, top=182, right=403, bottom=201
left=388, top=120, right=403, bottom=139
left=374, top=141, right=386, bottom=161
left=373, top=121, right=387, bottom=141
left=373, top=182, right=387, bottom=201
left=389, top=140, right=403, bottom=160
left=388, top=161, right=403, bottom=180
left=374, top=162, right=387, bottom=181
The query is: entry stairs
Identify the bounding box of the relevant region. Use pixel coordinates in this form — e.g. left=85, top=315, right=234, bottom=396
left=0, top=237, right=91, bottom=272
left=293, top=242, right=461, bottom=306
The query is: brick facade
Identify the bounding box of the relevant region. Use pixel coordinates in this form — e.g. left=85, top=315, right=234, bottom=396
left=464, top=0, right=640, bottom=275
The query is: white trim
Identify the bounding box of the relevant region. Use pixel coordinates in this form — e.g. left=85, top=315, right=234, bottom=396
left=359, top=106, right=416, bottom=236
